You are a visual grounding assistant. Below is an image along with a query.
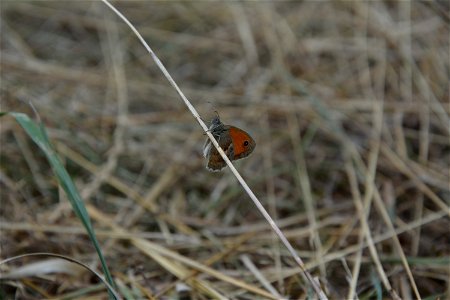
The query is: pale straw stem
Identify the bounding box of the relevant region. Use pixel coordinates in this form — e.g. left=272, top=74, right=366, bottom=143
left=101, top=1, right=327, bottom=298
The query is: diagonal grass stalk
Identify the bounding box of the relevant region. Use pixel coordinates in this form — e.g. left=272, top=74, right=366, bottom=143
left=101, top=1, right=328, bottom=298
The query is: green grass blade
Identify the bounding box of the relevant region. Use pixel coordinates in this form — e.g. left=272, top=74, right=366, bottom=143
left=2, top=112, right=117, bottom=298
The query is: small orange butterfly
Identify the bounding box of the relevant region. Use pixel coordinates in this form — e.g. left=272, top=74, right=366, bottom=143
left=203, top=114, right=255, bottom=171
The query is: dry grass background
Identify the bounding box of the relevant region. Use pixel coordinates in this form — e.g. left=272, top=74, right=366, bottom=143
left=1, top=1, right=449, bottom=299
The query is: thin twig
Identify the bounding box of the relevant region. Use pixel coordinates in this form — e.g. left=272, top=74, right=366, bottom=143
left=0, top=253, right=121, bottom=300
left=101, top=0, right=328, bottom=298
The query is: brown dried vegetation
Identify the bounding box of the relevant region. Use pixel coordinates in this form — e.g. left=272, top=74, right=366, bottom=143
left=1, top=2, right=449, bottom=299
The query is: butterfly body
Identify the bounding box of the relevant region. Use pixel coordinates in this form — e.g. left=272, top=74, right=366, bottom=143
left=203, top=115, right=255, bottom=171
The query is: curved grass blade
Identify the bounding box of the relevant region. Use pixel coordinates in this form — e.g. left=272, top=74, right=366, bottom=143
left=2, top=112, right=117, bottom=299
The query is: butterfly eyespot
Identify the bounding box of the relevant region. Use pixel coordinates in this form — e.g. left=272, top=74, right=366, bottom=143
left=243, top=141, right=249, bottom=146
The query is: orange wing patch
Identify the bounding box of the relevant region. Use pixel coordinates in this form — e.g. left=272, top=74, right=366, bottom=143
left=228, top=126, right=255, bottom=159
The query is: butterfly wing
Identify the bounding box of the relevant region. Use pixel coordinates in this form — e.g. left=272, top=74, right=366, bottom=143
left=228, top=126, right=256, bottom=160
left=204, top=127, right=233, bottom=171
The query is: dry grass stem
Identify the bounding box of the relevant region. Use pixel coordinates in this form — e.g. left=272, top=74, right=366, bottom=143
left=100, top=0, right=327, bottom=298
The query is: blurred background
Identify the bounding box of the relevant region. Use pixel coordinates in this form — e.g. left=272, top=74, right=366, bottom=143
left=1, top=1, right=449, bottom=299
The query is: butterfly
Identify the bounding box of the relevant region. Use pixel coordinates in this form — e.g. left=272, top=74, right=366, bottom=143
left=203, top=114, right=255, bottom=171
